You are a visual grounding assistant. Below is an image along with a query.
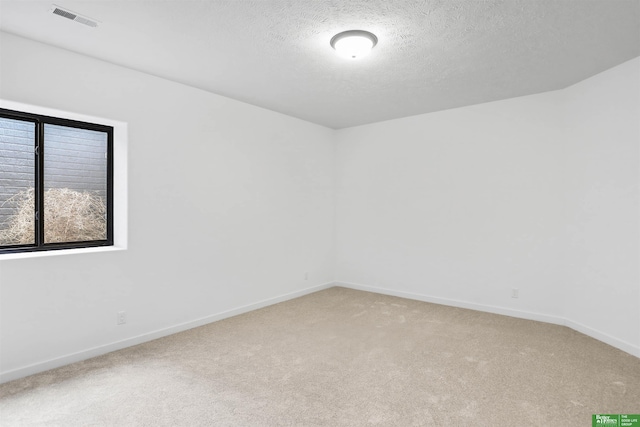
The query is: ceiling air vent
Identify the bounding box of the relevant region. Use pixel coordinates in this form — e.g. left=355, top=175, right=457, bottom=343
left=50, top=5, right=99, bottom=28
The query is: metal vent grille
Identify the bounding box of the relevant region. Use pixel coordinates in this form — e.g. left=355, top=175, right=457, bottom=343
left=50, top=5, right=98, bottom=27
left=52, top=7, right=76, bottom=20
left=73, top=16, right=98, bottom=27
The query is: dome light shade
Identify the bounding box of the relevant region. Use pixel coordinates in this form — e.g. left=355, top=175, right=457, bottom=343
left=330, top=30, right=378, bottom=59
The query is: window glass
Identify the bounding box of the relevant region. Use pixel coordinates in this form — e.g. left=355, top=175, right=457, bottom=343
left=0, top=117, right=36, bottom=246
left=43, top=124, right=108, bottom=243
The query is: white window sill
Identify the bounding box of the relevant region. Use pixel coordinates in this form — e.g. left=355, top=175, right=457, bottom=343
left=0, top=246, right=126, bottom=261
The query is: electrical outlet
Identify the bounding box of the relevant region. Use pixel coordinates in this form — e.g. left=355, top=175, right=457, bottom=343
left=511, top=289, right=519, bottom=299
left=304, top=272, right=309, bottom=281
left=117, top=311, right=127, bottom=325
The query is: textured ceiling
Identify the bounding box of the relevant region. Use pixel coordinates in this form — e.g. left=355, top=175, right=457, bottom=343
left=1, top=0, right=639, bottom=129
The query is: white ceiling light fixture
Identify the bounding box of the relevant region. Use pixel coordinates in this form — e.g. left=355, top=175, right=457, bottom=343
left=330, top=30, right=378, bottom=60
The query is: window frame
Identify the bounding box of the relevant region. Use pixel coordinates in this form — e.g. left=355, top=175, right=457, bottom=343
left=0, top=108, right=114, bottom=254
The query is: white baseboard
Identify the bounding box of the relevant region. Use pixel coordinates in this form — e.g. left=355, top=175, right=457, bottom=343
left=3, top=280, right=636, bottom=383
left=0, top=281, right=334, bottom=384
left=335, top=281, right=565, bottom=324
left=563, top=318, right=640, bottom=359
left=335, top=281, right=640, bottom=359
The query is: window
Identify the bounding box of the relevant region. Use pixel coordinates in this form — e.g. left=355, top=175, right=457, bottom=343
left=0, top=108, right=113, bottom=254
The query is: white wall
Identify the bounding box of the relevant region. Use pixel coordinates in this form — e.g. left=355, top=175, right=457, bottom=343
left=335, top=57, right=640, bottom=356
left=334, top=91, right=567, bottom=319
left=0, top=32, right=336, bottom=381
left=562, top=58, right=640, bottom=352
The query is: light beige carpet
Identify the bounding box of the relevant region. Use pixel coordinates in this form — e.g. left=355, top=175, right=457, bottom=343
left=1, top=287, right=638, bottom=426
